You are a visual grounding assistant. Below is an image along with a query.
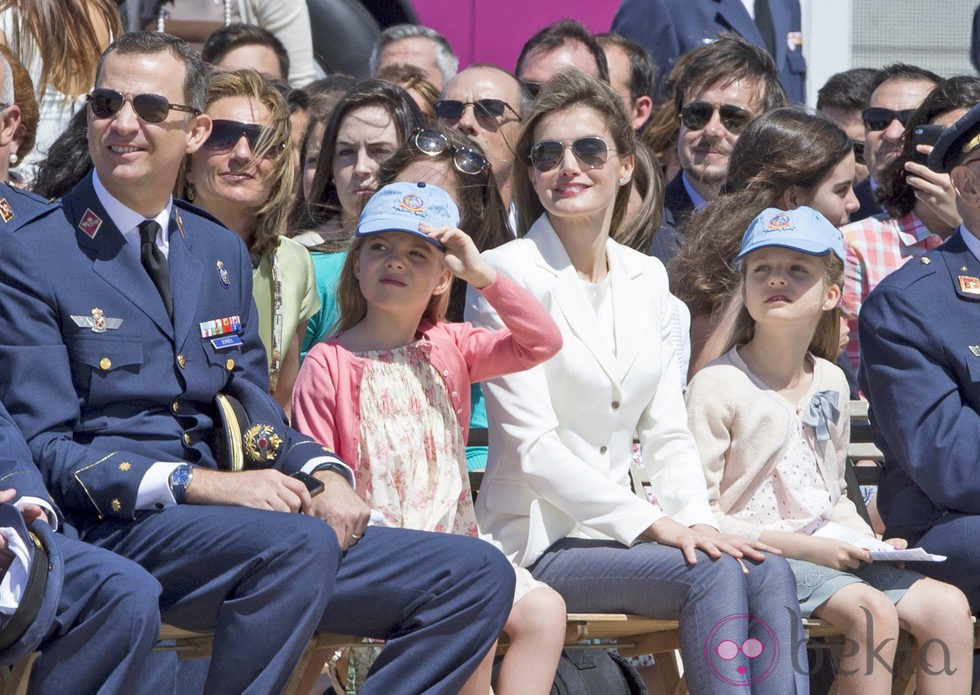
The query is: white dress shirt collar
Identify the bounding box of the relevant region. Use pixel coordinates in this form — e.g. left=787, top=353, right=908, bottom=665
left=92, top=171, right=172, bottom=258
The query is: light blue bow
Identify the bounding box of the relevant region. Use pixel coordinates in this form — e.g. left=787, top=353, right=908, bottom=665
left=803, top=390, right=839, bottom=441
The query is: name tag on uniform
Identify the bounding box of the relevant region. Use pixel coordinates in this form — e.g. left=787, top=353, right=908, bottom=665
left=211, top=335, right=243, bottom=350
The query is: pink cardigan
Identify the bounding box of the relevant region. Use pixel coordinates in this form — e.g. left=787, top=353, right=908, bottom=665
left=291, top=272, right=562, bottom=466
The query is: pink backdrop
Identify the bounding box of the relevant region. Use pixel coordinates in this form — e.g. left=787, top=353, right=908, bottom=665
left=412, top=2, right=619, bottom=73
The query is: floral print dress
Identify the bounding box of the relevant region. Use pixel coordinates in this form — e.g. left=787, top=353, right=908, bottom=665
left=354, top=341, right=478, bottom=537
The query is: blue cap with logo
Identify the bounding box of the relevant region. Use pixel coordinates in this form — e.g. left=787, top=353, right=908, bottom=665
left=356, top=181, right=459, bottom=250
left=735, top=206, right=846, bottom=263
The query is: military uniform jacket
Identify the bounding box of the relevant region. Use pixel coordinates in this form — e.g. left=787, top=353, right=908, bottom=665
left=0, top=173, right=314, bottom=529
left=859, top=228, right=980, bottom=540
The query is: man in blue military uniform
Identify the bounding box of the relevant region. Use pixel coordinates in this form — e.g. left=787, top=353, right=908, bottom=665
left=0, top=400, right=161, bottom=694
left=611, top=0, right=806, bottom=104
left=859, top=102, right=980, bottom=608
left=0, top=181, right=162, bottom=693
left=0, top=31, right=513, bottom=693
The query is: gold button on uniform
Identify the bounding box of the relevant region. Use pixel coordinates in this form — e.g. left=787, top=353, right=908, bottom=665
left=182, top=433, right=192, bottom=446
left=99, top=357, right=111, bottom=370
left=171, top=401, right=180, bottom=413
left=225, top=359, right=235, bottom=371
left=920, top=257, right=931, bottom=265
left=177, top=354, right=187, bottom=368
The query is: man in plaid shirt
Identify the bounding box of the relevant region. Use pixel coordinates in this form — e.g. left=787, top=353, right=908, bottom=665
left=842, top=65, right=957, bottom=371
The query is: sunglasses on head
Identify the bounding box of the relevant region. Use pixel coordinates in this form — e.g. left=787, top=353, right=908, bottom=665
left=680, top=101, right=754, bottom=133
left=435, top=99, right=521, bottom=122
left=87, top=88, right=201, bottom=123
left=412, top=128, right=491, bottom=175
left=529, top=136, right=614, bottom=173
left=861, top=107, right=915, bottom=132
left=202, top=119, right=285, bottom=158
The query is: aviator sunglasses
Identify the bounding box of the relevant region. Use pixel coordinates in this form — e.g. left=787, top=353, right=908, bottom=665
left=529, top=136, right=614, bottom=173
left=861, top=107, right=915, bottom=132
left=412, top=128, right=491, bottom=175
left=435, top=99, right=522, bottom=122
left=87, top=88, right=201, bottom=123
left=202, top=119, right=286, bottom=158
left=680, top=101, right=754, bottom=134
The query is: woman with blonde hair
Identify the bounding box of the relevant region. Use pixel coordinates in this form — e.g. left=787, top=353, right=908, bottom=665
left=0, top=0, right=120, bottom=180
left=178, top=68, right=317, bottom=415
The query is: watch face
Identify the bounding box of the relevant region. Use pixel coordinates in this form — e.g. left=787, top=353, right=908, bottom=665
left=171, top=466, right=190, bottom=486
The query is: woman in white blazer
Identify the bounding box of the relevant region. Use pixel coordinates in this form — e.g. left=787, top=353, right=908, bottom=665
left=465, top=71, right=806, bottom=694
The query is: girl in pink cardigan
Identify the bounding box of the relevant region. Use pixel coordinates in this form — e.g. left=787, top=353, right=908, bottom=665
left=686, top=207, right=973, bottom=695
left=292, top=181, right=566, bottom=695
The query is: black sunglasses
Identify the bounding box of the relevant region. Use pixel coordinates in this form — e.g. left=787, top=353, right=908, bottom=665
left=680, top=101, right=754, bottom=133
left=412, top=128, right=490, bottom=175
left=851, top=140, right=866, bottom=166
left=435, top=99, right=521, bottom=122
left=203, top=119, right=285, bottom=158
left=87, top=88, right=201, bottom=123
left=529, top=136, right=614, bottom=173
left=861, top=107, right=915, bottom=132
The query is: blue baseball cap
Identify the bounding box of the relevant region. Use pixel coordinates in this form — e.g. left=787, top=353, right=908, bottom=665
left=735, top=206, right=846, bottom=263
left=355, top=181, right=459, bottom=250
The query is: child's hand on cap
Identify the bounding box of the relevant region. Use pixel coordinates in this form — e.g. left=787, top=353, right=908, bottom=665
left=419, top=222, right=496, bottom=289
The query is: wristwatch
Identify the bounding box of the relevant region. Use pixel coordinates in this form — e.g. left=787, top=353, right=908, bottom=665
left=168, top=464, right=194, bottom=504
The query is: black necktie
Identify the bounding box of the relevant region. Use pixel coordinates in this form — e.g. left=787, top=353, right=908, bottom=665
left=754, top=0, right=776, bottom=58
left=138, top=219, right=173, bottom=321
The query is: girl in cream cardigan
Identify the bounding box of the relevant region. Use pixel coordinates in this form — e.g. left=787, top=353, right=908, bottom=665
left=686, top=206, right=973, bottom=695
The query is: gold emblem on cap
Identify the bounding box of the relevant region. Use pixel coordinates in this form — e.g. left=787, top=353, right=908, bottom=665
left=111, top=499, right=121, bottom=512
left=959, top=275, right=980, bottom=294
left=99, top=357, right=111, bottom=370
left=118, top=462, right=131, bottom=472
left=244, top=423, right=283, bottom=464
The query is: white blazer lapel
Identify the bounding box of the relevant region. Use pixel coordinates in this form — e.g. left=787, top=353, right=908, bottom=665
left=529, top=219, right=619, bottom=384
left=609, top=242, right=654, bottom=381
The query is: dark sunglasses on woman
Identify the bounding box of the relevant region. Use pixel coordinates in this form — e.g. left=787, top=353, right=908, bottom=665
left=412, top=128, right=491, bottom=175
left=202, top=119, right=285, bottom=158
left=679, top=101, right=754, bottom=134
left=529, top=137, right=614, bottom=173
left=87, top=88, right=200, bottom=123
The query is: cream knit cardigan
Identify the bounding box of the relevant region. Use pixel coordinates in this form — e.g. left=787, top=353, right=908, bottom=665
left=685, top=348, right=872, bottom=541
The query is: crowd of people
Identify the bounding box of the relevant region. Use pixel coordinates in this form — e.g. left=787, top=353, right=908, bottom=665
left=0, top=1, right=978, bottom=694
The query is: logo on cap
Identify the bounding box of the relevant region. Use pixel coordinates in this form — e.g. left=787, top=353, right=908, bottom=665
left=398, top=194, right=425, bottom=215
left=767, top=213, right=792, bottom=229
